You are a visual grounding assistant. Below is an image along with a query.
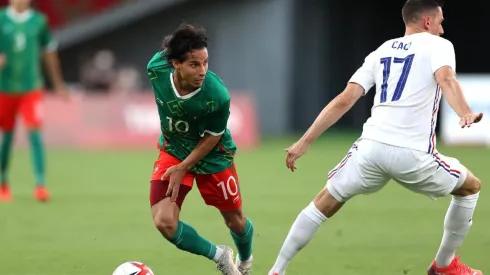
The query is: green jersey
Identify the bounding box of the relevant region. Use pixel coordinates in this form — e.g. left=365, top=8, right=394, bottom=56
left=0, top=8, right=57, bottom=93
left=147, top=51, right=237, bottom=174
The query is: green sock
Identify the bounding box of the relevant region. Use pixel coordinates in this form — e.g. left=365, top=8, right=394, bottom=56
left=170, top=221, right=218, bottom=261
left=0, top=132, right=13, bottom=184
left=28, top=130, right=45, bottom=186
left=231, top=217, right=254, bottom=261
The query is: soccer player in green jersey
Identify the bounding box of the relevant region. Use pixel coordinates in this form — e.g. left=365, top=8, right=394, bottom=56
left=0, top=0, right=67, bottom=202
left=147, top=24, right=254, bottom=275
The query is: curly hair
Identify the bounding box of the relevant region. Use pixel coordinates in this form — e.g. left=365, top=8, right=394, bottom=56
left=162, top=23, right=208, bottom=64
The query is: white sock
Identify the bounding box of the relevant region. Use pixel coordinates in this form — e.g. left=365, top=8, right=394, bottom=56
left=268, top=202, right=327, bottom=275
left=236, top=254, right=253, bottom=269
left=213, top=246, right=224, bottom=262
left=434, top=192, right=479, bottom=268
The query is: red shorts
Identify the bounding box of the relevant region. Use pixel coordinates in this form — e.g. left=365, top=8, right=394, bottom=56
left=149, top=149, right=242, bottom=212
left=0, top=90, right=43, bottom=131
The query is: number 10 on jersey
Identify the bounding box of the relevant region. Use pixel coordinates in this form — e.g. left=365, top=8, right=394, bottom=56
left=379, top=54, right=414, bottom=103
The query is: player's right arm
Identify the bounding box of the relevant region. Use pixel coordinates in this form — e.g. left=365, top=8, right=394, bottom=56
left=179, top=99, right=230, bottom=172
left=433, top=39, right=483, bottom=127
left=299, top=83, right=365, bottom=144
left=162, top=90, right=231, bottom=201
left=285, top=52, right=375, bottom=171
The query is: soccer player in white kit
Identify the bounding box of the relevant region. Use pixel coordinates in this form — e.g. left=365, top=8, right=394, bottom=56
left=268, top=0, right=484, bottom=275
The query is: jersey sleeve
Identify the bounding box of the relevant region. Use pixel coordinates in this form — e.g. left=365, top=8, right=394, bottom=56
left=200, top=99, right=230, bottom=137
left=39, top=15, right=58, bottom=52
left=431, top=39, right=456, bottom=73
left=348, top=51, right=376, bottom=94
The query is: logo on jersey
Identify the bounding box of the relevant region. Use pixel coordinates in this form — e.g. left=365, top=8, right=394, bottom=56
left=167, top=100, right=185, bottom=116
left=148, top=70, right=157, bottom=80
left=206, top=101, right=215, bottom=115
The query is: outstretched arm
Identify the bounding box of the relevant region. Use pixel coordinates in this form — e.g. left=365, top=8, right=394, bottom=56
left=285, top=84, right=365, bottom=171
left=285, top=50, right=377, bottom=171
left=300, top=83, right=365, bottom=145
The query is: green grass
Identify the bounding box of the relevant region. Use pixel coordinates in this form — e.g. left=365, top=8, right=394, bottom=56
left=0, top=136, right=488, bottom=275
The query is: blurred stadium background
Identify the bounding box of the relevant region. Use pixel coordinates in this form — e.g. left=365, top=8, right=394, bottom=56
left=0, top=0, right=489, bottom=274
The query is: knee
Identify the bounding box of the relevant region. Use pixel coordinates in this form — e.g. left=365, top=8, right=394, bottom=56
left=153, top=213, right=178, bottom=240
left=470, top=176, right=482, bottom=195
left=454, top=173, right=481, bottom=196
left=224, top=210, right=246, bottom=233
left=313, top=188, right=344, bottom=218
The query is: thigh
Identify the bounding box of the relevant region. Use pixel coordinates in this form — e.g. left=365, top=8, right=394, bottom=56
left=149, top=150, right=195, bottom=208
left=326, top=139, right=390, bottom=202
left=19, top=90, right=43, bottom=129
left=0, top=93, right=20, bottom=131
left=195, top=163, right=242, bottom=211
left=394, top=150, right=467, bottom=199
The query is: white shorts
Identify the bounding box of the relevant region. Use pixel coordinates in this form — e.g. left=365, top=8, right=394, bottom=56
left=326, top=138, right=467, bottom=202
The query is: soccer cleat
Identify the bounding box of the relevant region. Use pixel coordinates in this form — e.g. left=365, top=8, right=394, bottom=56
left=235, top=254, right=253, bottom=275
left=34, top=186, right=50, bottom=202
left=0, top=184, right=12, bottom=202
left=215, top=245, right=241, bottom=275
left=427, top=256, right=483, bottom=275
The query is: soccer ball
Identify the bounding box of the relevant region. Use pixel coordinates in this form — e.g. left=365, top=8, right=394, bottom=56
left=112, top=261, right=154, bottom=275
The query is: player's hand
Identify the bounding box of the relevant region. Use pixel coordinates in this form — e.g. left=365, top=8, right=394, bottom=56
left=161, top=164, right=187, bottom=202
left=459, top=113, right=483, bottom=128
left=285, top=140, right=310, bottom=172
left=55, top=86, right=70, bottom=101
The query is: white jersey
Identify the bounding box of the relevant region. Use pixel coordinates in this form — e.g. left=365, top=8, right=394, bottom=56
left=349, top=32, right=456, bottom=153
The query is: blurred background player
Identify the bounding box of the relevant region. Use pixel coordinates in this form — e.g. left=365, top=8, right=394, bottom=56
left=268, top=0, right=483, bottom=275
left=147, top=24, right=254, bottom=275
left=0, top=0, right=67, bottom=202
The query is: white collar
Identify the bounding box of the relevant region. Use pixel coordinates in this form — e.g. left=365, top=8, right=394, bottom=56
left=7, top=7, right=33, bottom=23
left=170, top=72, right=201, bottom=99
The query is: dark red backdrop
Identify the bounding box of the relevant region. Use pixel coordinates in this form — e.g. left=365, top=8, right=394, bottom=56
left=0, top=0, right=126, bottom=28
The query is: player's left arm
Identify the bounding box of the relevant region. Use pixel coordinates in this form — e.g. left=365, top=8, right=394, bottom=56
left=432, top=39, right=482, bottom=127
left=179, top=99, right=230, bottom=171
left=40, top=16, right=67, bottom=98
